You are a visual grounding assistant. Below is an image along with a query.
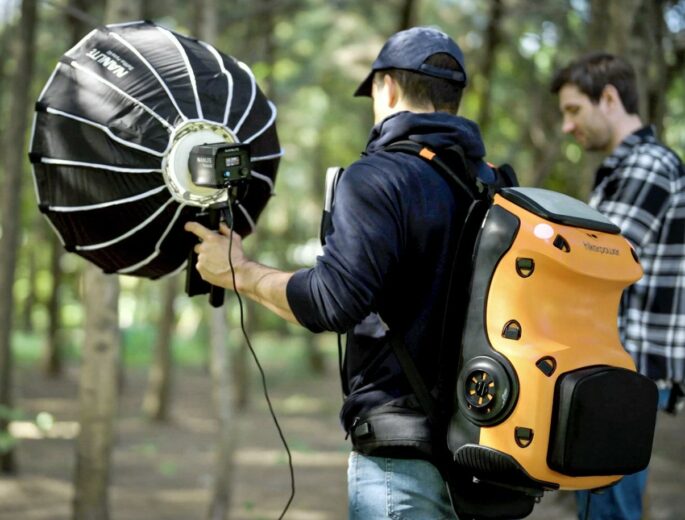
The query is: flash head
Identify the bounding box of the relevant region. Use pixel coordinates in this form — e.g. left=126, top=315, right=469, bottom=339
left=188, top=142, right=251, bottom=188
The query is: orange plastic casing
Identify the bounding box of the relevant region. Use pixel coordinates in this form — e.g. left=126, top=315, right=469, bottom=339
left=479, top=194, right=643, bottom=490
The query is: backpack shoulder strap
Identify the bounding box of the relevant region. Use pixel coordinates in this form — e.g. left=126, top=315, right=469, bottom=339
left=383, top=140, right=487, bottom=201
left=381, top=139, right=492, bottom=428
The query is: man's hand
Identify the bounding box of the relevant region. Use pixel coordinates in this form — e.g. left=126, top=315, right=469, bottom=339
left=184, top=221, right=246, bottom=290
left=184, top=220, right=299, bottom=324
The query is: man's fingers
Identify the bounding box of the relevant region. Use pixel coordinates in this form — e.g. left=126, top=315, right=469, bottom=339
left=219, top=222, right=233, bottom=237
left=185, top=221, right=213, bottom=241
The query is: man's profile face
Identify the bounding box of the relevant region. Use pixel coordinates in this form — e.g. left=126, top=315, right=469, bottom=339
left=558, top=83, right=612, bottom=153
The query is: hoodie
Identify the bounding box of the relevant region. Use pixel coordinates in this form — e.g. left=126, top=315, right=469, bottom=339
left=286, top=111, right=489, bottom=432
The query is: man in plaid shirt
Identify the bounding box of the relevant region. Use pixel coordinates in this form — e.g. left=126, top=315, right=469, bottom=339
left=552, top=53, right=685, bottom=520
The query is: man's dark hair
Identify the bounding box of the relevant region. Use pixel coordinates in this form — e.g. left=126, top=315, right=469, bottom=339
left=550, top=52, right=639, bottom=115
left=375, top=53, right=464, bottom=114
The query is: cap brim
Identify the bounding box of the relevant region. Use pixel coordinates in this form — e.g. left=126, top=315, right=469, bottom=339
left=353, top=71, right=374, bottom=97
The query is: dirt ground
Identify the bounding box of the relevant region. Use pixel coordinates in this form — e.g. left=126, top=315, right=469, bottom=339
left=1, top=361, right=683, bottom=520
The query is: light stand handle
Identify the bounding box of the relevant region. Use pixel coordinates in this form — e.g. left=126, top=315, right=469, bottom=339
left=206, top=207, right=225, bottom=308
left=185, top=206, right=226, bottom=308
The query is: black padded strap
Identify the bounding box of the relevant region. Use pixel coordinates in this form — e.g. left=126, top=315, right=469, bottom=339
left=389, top=334, right=440, bottom=425
left=383, top=140, right=486, bottom=201
left=382, top=140, right=489, bottom=426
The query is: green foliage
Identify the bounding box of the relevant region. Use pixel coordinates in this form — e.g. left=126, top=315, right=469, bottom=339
left=0, top=431, right=19, bottom=454
left=0, top=405, right=24, bottom=455
left=0, top=404, right=25, bottom=422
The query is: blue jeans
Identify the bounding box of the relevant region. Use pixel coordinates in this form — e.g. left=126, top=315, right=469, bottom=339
left=575, top=388, right=671, bottom=520
left=347, top=451, right=457, bottom=520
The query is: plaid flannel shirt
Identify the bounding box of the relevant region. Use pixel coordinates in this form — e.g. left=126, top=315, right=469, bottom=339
left=589, top=126, right=685, bottom=384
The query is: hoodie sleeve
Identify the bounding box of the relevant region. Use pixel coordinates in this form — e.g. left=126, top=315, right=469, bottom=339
left=286, top=160, right=403, bottom=333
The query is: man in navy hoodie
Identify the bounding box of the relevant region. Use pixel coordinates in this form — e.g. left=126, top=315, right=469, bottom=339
left=186, top=27, right=492, bottom=519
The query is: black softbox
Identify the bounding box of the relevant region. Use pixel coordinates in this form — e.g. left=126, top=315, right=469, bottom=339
left=29, top=20, right=281, bottom=279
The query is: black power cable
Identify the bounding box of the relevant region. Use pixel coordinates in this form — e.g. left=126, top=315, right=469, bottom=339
left=221, top=201, right=295, bottom=520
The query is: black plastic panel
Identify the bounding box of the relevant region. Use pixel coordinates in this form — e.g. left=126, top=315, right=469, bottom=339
left=500, top=187, right=621, bottom=234
left=548, top=366, right=658, bottom=476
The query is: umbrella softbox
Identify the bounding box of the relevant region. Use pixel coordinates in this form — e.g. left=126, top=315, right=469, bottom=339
left=29, top=20, right=281, bottom=280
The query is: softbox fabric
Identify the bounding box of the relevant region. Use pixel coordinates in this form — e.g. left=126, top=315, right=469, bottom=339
left=30, top=21, right=281, bottom=279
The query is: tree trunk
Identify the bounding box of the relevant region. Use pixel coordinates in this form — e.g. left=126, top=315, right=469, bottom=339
left=631, top=0, right=668, bottom=130
left=0, top=0, right=38, bottom=475
left=597, top=0, right=674, bottom=132
left=72, top=268, right=121, bottom=520
left=103, top=0, right=142, bottom=23
left=72, top=0, right=141, bottom=517
left=306, top=334, right=326, bottom=374
left=142, top=276, right=177, bottom=421
left=197, top=3, right=238, bottom=517
left=232, top=328, right=250, bottom=410
left=232, top=300, right=254, bottom=411
left=588, top=0, right=642, bottom=53
left=21, top=235, right=38, bottom=333
left=43, top=0, right=100, bottom=382
left=398, top=0, right=418, bottom=30
left=476, top=0, right=504, bottom=135
left=588, top=0, right=660, bottom=123
left=208, top=305, right=238, bottom=520
left=67, top=0, right=101, bottom=45
left=44, top=235, right=64, bottom=377
left=0, top=3, right=17, bottom=91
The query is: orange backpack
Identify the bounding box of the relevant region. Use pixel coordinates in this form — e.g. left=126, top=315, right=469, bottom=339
left=383, top=141, right=659, bottom=519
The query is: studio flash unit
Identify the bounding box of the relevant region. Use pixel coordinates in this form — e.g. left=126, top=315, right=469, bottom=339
left=188, top=142, right=252, bottom=188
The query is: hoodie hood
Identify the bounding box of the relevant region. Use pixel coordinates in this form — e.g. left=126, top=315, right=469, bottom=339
left=365, top=111, right=486, bottom=159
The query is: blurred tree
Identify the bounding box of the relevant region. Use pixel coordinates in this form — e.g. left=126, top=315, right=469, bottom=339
left=0, top=4, right=17, bottom=95
left=41, top=0, right=104, bottom=382
left=0, top=0, right=38, bottom=475
left=20, top=225, right=38, bottom=333
left=588, top=0, right=642, bottom=54
left=587, top=0, right=681, bottom=132
left=73, top=267, right=120, bottom=520
left=475, top=0, right=503, bottom=135
left=208, top=303, right=237, bottom=520
left=72, top=1, right=138, bottom=518
left=142, top=275, right=177, bottom=421
left=195, top=2, right=241, bottom=518
left=399, top=0, right=419, bottom=30
left=44, top=235, right=64, bottom=376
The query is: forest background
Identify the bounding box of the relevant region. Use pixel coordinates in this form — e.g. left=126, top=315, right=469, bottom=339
left=0, top=0, right=684, bottom=519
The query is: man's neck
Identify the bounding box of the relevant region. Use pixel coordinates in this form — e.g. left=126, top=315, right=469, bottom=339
left=608, top=114, right=643, bottom=153
left=379, top=101, right=436, bottom=122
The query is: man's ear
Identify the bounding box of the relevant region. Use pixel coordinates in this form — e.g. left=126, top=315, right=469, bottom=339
left=600, top=84, right=624, bottom=112
left=384, top=74, right=401, bottom=108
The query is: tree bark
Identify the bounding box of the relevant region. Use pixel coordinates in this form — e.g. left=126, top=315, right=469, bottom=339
left=476, top=0, right=504, bottom=134
left=21, top=237, right=37, bottom=333
left=0, top=0, right=38, bottom=475
left=197, top=3, right=239, bottom=518
left=632, top=0, right=668, bottom=130
left=208, top=306, right=238, bottom=520
left=103, top=0, right=141, bottom=23
left=44, top=235, right=64, bottom=377
left=43, top=0, right=100, bottom=382
left=588, top=0, right=662, bottom=123
left=232, top=300, right=254, bottom=410
left=142, top=276, right=177, bottom=421
left=72, top=268, right=121, bottom=520
left=0, top=2, right=18, bottom=108
left=72, top=0, right=141, bottom=517
left=398, top=0, right=418, bottom=31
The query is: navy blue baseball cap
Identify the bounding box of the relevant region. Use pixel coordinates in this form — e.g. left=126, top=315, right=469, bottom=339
left=354, top=26, right=467, bottom=97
